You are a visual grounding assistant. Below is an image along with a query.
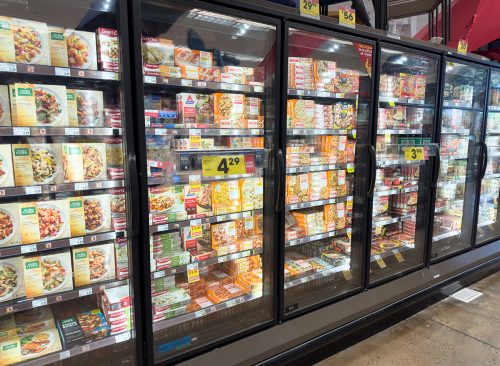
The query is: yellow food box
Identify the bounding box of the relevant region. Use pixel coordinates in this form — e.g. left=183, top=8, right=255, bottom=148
left=309, top=171, right=328, bottom=201
left=213, top=93, right=246, bottom=128
left=0, top=17, right=15, bottom=63
left=0, top=256, right=24, bottom=302
left=66, top=89, right=78, bottom=126
left=61, top=143, right=84, bottom=182
left=72, top=242, right=116, bottom=287
left=0, top=336, right=21, bottom=366
left=48, top=26, right=68, bottom=67
left=12, top=18, right=50, bottom=65
left=211, top=221, right=237, bottom=247
left=212, top=180, right=241, bottom=215
left=0, top=85, right=12, bottom=127
left=18, top=202, right=40, bottom=244
left=67, top=196, right=86, bottom=237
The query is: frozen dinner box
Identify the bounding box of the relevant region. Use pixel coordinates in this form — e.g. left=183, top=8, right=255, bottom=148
left=72, top=242, right=116, bottom=287
left=0, top=85, right=12, bottom=127
left=97, top=28, right=120, bottom=72
left=0, top=145, right=14, bottom=188
left=48, top=26, right=68, bottom=67
left=0, top=256, right=25, bottom=303
left=11, top=18, right=51, bottom=65
left=64, top=29, right=98, bottom=70
left=12, top=143, right=63, bottom=186
left=142, top=37, right=174, bottom=75
left=75, top=89, right=104, bottom=127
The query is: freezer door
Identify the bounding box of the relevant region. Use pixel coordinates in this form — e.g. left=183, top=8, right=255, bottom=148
left=137, top=1, right=278, bottom=363
left=0, top=1, right=137, bottom=366
left=476, top=68, right=500, bottom=245
left=431, top=59, right=487, bottom=261
left=369, top=45, right=439, bottom=284
left=283, top=25, right=374, bottom=315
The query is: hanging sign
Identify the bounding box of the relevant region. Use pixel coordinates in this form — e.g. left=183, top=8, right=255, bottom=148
left=299, top=0, right=320, bottom=19
left=202, top=155, right=246, bottom=176
left=404, top=146, right=424, bottom=161
left=339, top=6, right=356, bottom=28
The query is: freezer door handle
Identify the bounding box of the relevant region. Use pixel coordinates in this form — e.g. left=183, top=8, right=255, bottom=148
left=480, top=141, right=488, bottom=179
left=368, top=145, right=376, bottom=197
left=276, top=148, right=285, bottom=212
left=432, top=145, right=441, bottom=188
left=128, top=153, right=140, bottom=237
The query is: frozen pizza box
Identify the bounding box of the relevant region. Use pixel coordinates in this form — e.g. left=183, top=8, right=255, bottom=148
left=83, top=194, right=111, bottom=234
left=36, top=199, right=70, bottom=242
left=184, top=183, right=212, bottom=217
left=64, top=29, right=97, bottom=70
left=0, top=256, right=24, bottom=303
left=213, top=93, right=246, bottom=128
left=0, top=85, right=12, bottom=127
left=75, top=89, right=104, bottom=127
left=23, top=250, right=73, bottom=298
left=142, top=37, right=174, bottom=75
left=48, top=26, right=68, bottom=67
left=96, top=28, right=119, bottom=72
left=0, top=16, right=16, bottom=63
left=72, top=242, right=115, bottom=287
left=211, top=180, right=241, bottom=215
left=0, top=145, right=14, bottom=188
left=11, top=18, right=50, bottom=65
left=12, top=143, right=63, bottom=186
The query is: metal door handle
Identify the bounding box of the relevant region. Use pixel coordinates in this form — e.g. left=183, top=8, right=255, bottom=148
left=276, top=149, right=285, bottom=212
left=432, top=145, right=441, bottom=188
left=128, top=153, right=140, bottom=236
left=368, top=145, right=376, bottom=197
left=481, top=141, right=488, bottom=179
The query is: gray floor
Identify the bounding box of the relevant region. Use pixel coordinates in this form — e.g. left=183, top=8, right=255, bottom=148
left=317, top=272, right=500, bottom=366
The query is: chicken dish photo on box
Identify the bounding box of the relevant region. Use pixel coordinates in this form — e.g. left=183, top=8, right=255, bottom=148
left=0, top=256, right=25, bottom=303
left=97, top=28, right=119, bottom=72
left=15, top=143, right=63, bottom=186
left=12, top=18, right=50, bottom=65
left=81, top=143, right=107, bottom=181
left=84, top=194, right=111, bottom=234
left=17, top=326, right=62, bottom=362
left=75, top=89, right=104, bottom=127
left=142, top=37, right=174, bottom=76
left=37, top=199, right=70, bottom=242
left=64, top=29, right=97, bottom=70
left=0, top=85, right=12, bottom=127
left=23, top=250, right=73, bottom=298
left=72, top=242, right=115, bottom=287
left=0, top=145, right=14, bottom=188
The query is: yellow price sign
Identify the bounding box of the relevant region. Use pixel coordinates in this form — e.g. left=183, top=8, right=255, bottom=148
left=187, top=263, right=200, bottom=283
left=189, top=135, right=201, bottom=149
left=375, top=225, right=382, bottom=235
left=202, top=155, right=246, bottom=177
left=190, top=224, right=203, bottom=239
left=457, top=39, right=468, bottom=54
left=394, top=250, right=405, bottom=263
left=343, top=270, right=353, bottom=281
left=404, top=146, right=424, bottom=161
left=384, top=132, right=391, bottom=143
left=374, top=255, right=387, bottom=269
left=339, top=6, right=356, bottom=28
left=388, top=101, right=396, bottom=107
left=299, top=0, right=320, bottom=19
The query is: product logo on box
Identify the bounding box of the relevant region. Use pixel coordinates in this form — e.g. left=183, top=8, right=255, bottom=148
left=69, top=200, right=83, bottom=208
left=51, top=32, right=65, bottom=40
left=0, top=21, right=11, bottom=31
left=75, top=251, right=87, bottom=259
left=68, top=147, right=81, bottom=154
left=3, top=343, right=18, bottom=351
left=17, top=88, right=33, bottom=97
left=25, top=260, right=40, bottom=270
left=186, top=95, right=195, bottom=105
left=21, top=207, right=36, bottom=216
left=67, top=92, right=75, bottom=101
left=14, top=148, right=29, bottom=157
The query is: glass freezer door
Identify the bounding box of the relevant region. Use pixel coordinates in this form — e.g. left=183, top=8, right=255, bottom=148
left=283, top=27, right=374, bottom=314
left=0, top=1, right=136, bottom=366
left=476, top=68, right=500, bottom=245
left=431, top=60, right=487, bottom=261
left=138, top=1, right=277, bottom=363
left=369, top=46, right=439, bottom=284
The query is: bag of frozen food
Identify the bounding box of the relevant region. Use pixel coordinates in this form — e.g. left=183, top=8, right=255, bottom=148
left=142, top=37, right=174, bottom=75
left=12, top=18, right=50, bottom=65
left=214, top=93, right=246, bottom=128
left=75, top=89, right=104, bottom=127
left=0, top=256, right=25, bottom=303
left=48, top=26, right=68, bottom=67
left=0, top=85, right=12, bottom=127
left=72, top=242, right=115, bottom=286
left=37, top=199, right=70, bottom=242
left=84, top=194, right=111, bottom=234
left=23, top=250, right=73, bottom=298
left=97, top=28, right=119, bottom=72
left=64, top=29, right=98, bottom=70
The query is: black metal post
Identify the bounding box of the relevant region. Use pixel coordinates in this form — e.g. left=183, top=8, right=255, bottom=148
left=374, top=0, right=388, bottom=31
left=443, top=0, right=447, bottom=44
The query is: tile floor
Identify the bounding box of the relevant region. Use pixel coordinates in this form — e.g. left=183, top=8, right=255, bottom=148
left=316, top=272, right=500, bottom=366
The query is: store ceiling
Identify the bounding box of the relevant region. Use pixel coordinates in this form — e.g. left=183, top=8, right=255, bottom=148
left=388, top=0, right=439, bottom=19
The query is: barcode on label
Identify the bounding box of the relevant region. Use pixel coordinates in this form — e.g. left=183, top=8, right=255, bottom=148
left=79, top=288, right=92, bottom=297
left=55, top=67, right=71, bottom=76
left=21, top=244, right=37, bottom=254
left=32, top=298, right=48, bottom=308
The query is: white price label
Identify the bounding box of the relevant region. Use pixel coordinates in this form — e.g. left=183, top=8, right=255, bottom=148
left=226, top=299, right=236, bottom=307
left=189, top=129, right=201, bottom=136
left=74, top=182, right=89, bottom=191
left=296, top=89, right=304, bottom=96
left=69, top=237, right=84, bottom=246
left=242, top=250, right=251, bottom=257
left=288, top=168, right=296, bottom=173
left=78, top=288, right=92, bottom=297
left=242, top=211, right=252, bottom=218
left=197, top=81, right=207, bottom=88
left=190, top=219, right=201, bottom=226
left=254, top=86, right=263, bottom=93
left=195, top=310, right=206, bottom=318
left=0, top=63, right=16, bottom=72
left=144, top=75, right=156, bottom=84
left=59, top=351, right=71, bottom=360
left=55, top=67, right=71, bottom=76
left=21, top=244, right=37, bottom=254
left=251, top=129, right=260, bottom=135
left=156, top=225, right=169, bottom=232
left=65, top=128, right=80, bottom=135
left=187, top=262, right=198, bottom=271
left=154, top=128, right=166, bottom=136
left=231, top=84, right=240, bottom=91
left=13, top=127, right=30, bottom=136
left=25, top=186, right=41, bottom=195
left=218, top=215, right=227, bottom=221
left=32, top=298, right=48, bottom=308
left=289, top=240, right=297, bottom=246
left=218, top=255, right=228, bottom=263
left=115, top=332, right=131, bottom=343
left=181, top=79, right=192, bottom=86
left=220, top=83, right=230, bottom=90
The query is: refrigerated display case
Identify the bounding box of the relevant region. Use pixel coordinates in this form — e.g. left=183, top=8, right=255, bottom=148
left=132, top=1, right=279, bottom=363
left=369, top=45, right=439, bottom=284
left=0, top=1, right=137, bottom=366
left=431, top=59, right=488, bottom=261
left=282, top=25, right=374, bottom=315
left=476, top=67, right=500, bottom=245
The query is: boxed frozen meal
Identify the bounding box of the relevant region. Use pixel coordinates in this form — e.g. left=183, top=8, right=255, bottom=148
left=220, top=72, right=246, bottom=85
left=72, top=242, right=115, bottom=287
left=0, top=16, right=15, bottom=63
left=110, top=187, right=126, bottom=215
left=12, top=143, right=63, bottom=186
left=334, top=68, right=360, bottom=94
left=57, top=309, right=109, bottom=348
left=23, top=250, right=73, bottom=298
left=211, top=221, right=237, bottom=247
left=12, top=18, right=50, bottom=65
left=214, top=93, right=246, bottom=128
left=149, top=185, right=184, bottom=213
left=105, top=137, right=124, bottom=167
left=176, top=93, right=213, bottom=126
left=314, top=60, right=336, bottom=91
left=184, top=183, right=212, bottom=217
left=62, top=143, right=107, bottom=182
left=18, top=202, right=40, bottom=244
left=142, top=37, right=174, bottom=75
left=309, top=171, right=328, bottom=201
left=179, top=65, right=199, bottom=80
left=212, top=180, right=241, bottom=215
left=199, top=67, right=221, bottom=82
left=287, top=99, right=315, bottom=128
left=65, top=29, right=98, bottom=70
left=84, top=195, right=111, bottom=234
left=0, top=145, right=14, bottom=188
left=0, top=256, right=24, bottom=303
left=66, top=89, right=78, bottom=126
left=37, top=199, right=70, bottom=242
left=152, top=287, right=191, bottom=315
left=13, top=307, right=56, bottom=336
left=207, top=283, right=244, bottom=304
left=333, top=101, right=356, bottom=130
left=75, top=89, right=104, bottom=127
left=286, top=173, right=309, bottom=204
left=182, top=223, right=211, bottom=252
left=48, top=26, right=68, bottom=67
left=174, top=47, right=212, bottom=68
left=15, top=327, right=62, bottom=362
left=10, top=83, right=69, bottom=127
left=97, top=28, right=119, bottom=72
left=67, top=196, right=85, bottom=237
left=114, top=237, right=129, bottom=280
left=0, top=85, right=12, bottom=127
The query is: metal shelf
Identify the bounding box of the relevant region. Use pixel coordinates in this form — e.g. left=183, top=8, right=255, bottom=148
left=376, top=158, right=425, bottom=167
left=286, top=163, right=354, bottom=174
left=434, top=200, right=464, bottom=213
left=148, top=170, right=263, bottom=186
left=146, top=127, right=264, bottom=136
left=284, top=262, right=350, bottom=289
left=150, top=209, right=261, bottom=233
left=0, top=231, right=118, bottom=258
left=483, top=173, right=500, bottom=180
left=377, top=129, right=427, bottom=135
left=488, top=106, right=500, bottom=111
left=152, top=293, right=262, bottom=332
left=286, top=195, right=353, bottom=210
left=0, top=279, right=128, bottom=316
left=0, top=180, right=124, bottom=198
left=143, top=76, right=263, bottom=94
left=441, top=155, right=468, bottom=161
left=288, top=88, right=358, bottom=99
left=285, top=227, right=352, bottom=248
left=379, top=96, right=433, bottom=107
left=287, top=128, right=356, bottom=136
left=442, top=101, right=483, bottom=111
left=373, top=184, right=419, bottom=197
left=432, top=229, right=461, bottom=242
left=0, top=62, right=118, bottom=80
left=441, top=128, right=470, bottom=135
left=0, top=126, right=121, bottom=137
left=151, top=247, right=263, bottom=279
left=372, top=214, right=415, bottom=228
left=370, top=245, right=413, bottom=262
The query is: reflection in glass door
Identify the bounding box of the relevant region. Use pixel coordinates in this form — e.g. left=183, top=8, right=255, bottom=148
left=431, top=60, right=487, bottom=261
left=476, top=68, right=500, bottom=245
left=369, top=46, right=439, bottom=284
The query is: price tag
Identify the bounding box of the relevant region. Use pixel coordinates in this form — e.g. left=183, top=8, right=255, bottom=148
left=373, top=255, right=386, bottom=268
left=339, top=6, right=356, bottom=28
left=115, top=332, right=131, bottom=343
left=254, top=86, right=263, bottom=93
left=375, top=225, right=382, bottom=235
left=69, top=237, right=84, bottom=246
left=21, top=244, right=37, bottom=254
left=78, top=288, right=92, bottom=297
left=25, top=186, right=42, bottom=195
left=190, top=224, right=203, bottom=239
left=65, top=128, right=80, bottom=136
left=202, top=155, right=246, bottom=176
left=74, top=182, right=89, bottom=191
left=195, top=309, right=206, bottom=318
left=153, top=271, right=164, bottom=279
left=352, top=131, right=357, bottom=138
left=181, top=79, right=192, bottom=87
left=347, top=164, right=355, bottom=173
left=189, top=129, right=201, bottom=136
left=346, top=200, right=353, bottom=210
left=394, top=250, right=405, bottom=262
left=388, top=101, right=396, bottom=107
left=197, top=81, right=207, bottom=88
left=457, top=39, right=468, bottom=54
left=218, top=255, right=228, bottom=263
left=32, top=298, right=48, bottom=308
left=220, top=83, right=230, bottom=90
left=13, top=127, right=30, bottom=136
left=0, top=63, right=17, bottom=72
left=144, top=75, right=156, bottom=84
left=189, top=135, right=201, bottom=149
left=55, top=67, right=71, bottom=77
left=343, top=270, right=353, bottom=280
left=59, top=350, right=71, bottom=360
left=384, top=132, right=391, bottom=143
left=404, top=146, right=424, bottom=161
left=187, top=263, right=200, bottom=283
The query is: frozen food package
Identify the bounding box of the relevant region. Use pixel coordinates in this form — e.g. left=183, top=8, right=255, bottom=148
left=13, top=307, right=56, bottom=336
left=62, top=143, right=84, bottom=182
left=12, top=18, right=50, bottom=65
left=75, top=89, right=104, bottom=127
left=105, top=137, right=124, bottom=167
left=72, top=242, right=116, bottom=286
left=96, top=28, right=119, bottom=72
left=17, top=327, right=62, bottom=362
left=176, top=93, right=213, bottom=126
left=0, top=145, right=14, bottom=188
left=314, top=60, right=336, bottom=91
left=214, top=93, right=246, bottom=128
left=0, top=85, right=12, bottom=127
left=18, top=202, right=41, bottom=244
left=81, top=143, right=107, bottom=181
left=0, top=256, right=25, bottom=303
left=12, top=143, right=63, bottom=186
left=0, top=16, right=16, bottom=63
left=114, top=237, right=129, bottom=280
left=212, top=180, right=241, bottom=215
left=333, top=101, right=357, bottom=130
left=48, top=26, right=68, bottom=67
left=64, top=29, right=98, bottom=70
left=334, top=68, right=360, bottom=94
left=184, top=183, right=212, bottom=217
left=66, top=89, right=79, bottom=126
left=211, top=221, right=237, bottom=247
left=37, top=199, right=70, bottom=242
left=181, top=223, right=211, bottom=252
left=180, top=65, right=199, bottom=80
left=23, top=250, right=73, bottom=298
left=199, top=67, right=221, bottom=82
left=287, top=99, right=315, bottom=128
left=174, top=47, right=212, bottom=68
left=84, top=194, right=111, bottom=234
left=142, top=37, right=174, bottom=75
